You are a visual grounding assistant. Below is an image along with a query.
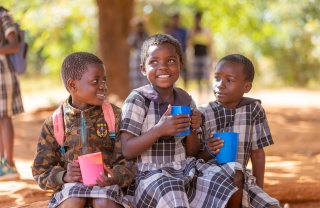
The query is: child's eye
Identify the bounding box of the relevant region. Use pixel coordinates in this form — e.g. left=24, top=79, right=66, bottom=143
left=150, top=60, right=157, bottom=65
left=214, top=77, right=221, bottom=81
left=168, top=59, right=175, bottom=63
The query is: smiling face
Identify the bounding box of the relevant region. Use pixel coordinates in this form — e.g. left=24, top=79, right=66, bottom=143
left=141, top=43, right=182, bottom=91
left=213, top=60, right=252, bottom=109
left=68, top=63, right=107, bottom=110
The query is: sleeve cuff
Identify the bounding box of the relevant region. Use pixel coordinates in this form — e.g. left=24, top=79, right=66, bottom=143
left=54, top=170, right=66, bottom=185
left=112, top=165, right=135, bottom=188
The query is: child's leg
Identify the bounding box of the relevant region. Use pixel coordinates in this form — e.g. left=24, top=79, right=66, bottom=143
left=0, top=117, right=14, bottom=166
left=56, top=197, right=86, bottom=208
left=226, top=170, right=243, bottom=208
left=90, top=198, right=124, bottom=208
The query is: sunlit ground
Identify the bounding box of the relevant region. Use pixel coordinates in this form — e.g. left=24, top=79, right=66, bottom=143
left=8, top=76, right=320, bottom=207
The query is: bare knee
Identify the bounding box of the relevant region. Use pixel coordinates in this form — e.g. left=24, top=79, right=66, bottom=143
left=233, top=170, right=244, bottom=189
left=57, top=197, right=86, bottom=208
left=91, top=198, right=124, bottom=208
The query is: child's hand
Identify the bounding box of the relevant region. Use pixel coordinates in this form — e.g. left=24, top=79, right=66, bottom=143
left=190, top=109, right=202, bottom=130
left=96, top=165, right=119, bottom=187
left=206, top=135, right=224, bottom=155
left=63, top=161, right=82, bottom=183
left=155, top=105, right=191, bottom=137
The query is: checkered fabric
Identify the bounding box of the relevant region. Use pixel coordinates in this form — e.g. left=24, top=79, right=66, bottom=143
left=129, top=50, right=149, bottom=89
left=198, top=98, right=280, bottom=208
left=49, top=182, right=132, bottom=208
left=191, top=55, right=211, bottom=80
left=128, top=32, right=149, bottom=90
left=120, top=85, right=242, bottom=208
left=0, top=11, right=24, bottom=117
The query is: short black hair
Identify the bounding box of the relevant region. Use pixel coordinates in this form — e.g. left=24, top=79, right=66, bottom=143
left=61, top=52, right=104, bottom=90
left=195, top=11, right=202, bottom=19
left=218, top=54, right=255, bottom=82
left=140, top=34, right=184, bottom=66
left=0, top=7, right=8, bottom=13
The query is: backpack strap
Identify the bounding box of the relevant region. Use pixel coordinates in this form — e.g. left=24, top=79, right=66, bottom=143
left=52, top=101, right=116, bottom=149
left=101, top=101, right=116, bottom=139
left=53, top=104, right=64, bottom=146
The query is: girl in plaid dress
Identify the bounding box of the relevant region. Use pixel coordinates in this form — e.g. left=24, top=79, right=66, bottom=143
left=198, top=54, right=280, bottom=208
left=127, top=20, right=149, bottom=89
left=0, top=7, right=24, bottom=181
left=120, top=34, right=242, bottom=208
left=32, top=52, right=137, bottom=208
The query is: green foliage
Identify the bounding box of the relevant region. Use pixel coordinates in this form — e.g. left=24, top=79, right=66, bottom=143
left=3, top=0, right=320, bottom=88
left=136, top=0, right=320, bottom=88
left=3, top=0, right=98, bottom=77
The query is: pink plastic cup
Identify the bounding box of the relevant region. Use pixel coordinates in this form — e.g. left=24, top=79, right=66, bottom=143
left=78, top=152, right=104, bottom=186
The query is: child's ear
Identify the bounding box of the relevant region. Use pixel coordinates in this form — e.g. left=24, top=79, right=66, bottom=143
left=140, top=64, right=146, bottom=76
left=67, top=79, right=77, bottom=92
left=244, top=82, right=252, bottom=93
left=179, top=63, right=184, bottom=73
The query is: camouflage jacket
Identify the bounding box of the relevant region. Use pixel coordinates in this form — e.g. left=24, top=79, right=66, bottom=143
left=31, top=98, right=137, bottom=192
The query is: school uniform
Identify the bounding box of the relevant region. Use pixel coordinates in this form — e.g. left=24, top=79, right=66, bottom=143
left=198, top=97, right=280, bottom=208
left=121, top=84, right=241, bottom=208
left=0, top=11, right=24, bottom=117
left=31, top=97, right=136, bottom=208
left=128, top=32, right=149, bottom=89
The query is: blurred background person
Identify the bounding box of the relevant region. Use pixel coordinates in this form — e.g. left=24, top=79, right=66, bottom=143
left=188, top=11, right=213, bottom=96
left=169, top=13, right=188, bottom=89
left=127, top=20, right=149, bottom=89
left=0, top=6, right=24, bottom=181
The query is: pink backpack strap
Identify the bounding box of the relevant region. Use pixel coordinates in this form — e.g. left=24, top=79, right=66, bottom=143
left=102, top=101, right=116, bottom=139
left=52, top=101, right=116, bottom=150
left=53, top=105, right=65, bottom=146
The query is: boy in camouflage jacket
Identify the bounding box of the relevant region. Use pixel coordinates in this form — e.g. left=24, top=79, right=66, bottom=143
left=31, top=52, right=137, bottom=208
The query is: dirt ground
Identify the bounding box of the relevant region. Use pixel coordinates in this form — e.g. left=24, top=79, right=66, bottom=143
left=0, top=89, right=319, bottom=208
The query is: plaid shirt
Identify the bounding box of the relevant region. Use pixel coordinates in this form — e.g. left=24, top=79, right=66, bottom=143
left=198, top=97, right=274, bottom=167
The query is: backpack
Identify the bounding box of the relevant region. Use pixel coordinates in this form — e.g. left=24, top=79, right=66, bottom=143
left=52, top=101, right=116, bottom=152
left=9, top=23, right=28, bottom=75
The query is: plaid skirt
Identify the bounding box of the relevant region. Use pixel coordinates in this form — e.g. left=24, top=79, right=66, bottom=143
left=49, top=182, right=132, bottom=208
left=191, top=55, right=211, bottom=80
left=129, top=50, right=149, bottom=89
left=127, top=157, right=240, bottom=208
left=0, top=55, right=24, bottom=117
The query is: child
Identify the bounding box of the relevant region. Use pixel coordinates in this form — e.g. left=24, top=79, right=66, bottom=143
left=198, top=54, right=280, bottom=208
left=120, top=34, right=241, bottom=208
left=31, top=52, right=137, bottom=208
left=0, top=6, right=24, bottom=181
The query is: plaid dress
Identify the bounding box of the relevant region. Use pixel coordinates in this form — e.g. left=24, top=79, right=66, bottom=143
left=198, top=98, right=280, bottom=208
left=0, top=11, right=24, bottom=117
left=121, top=85, right=241, bottom=208
left=128, top=32, right=149, bottom=89
left=189, top=29, right=212, bottom=81
left=31, top=98, right=136, bottom=208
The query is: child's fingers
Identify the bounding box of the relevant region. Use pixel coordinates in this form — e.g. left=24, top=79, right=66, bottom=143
left=164, top=104, right=172, bottom=116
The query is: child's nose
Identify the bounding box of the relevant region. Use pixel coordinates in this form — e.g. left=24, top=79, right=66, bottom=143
left=99, top=83, right=107, bottom=89
left=157, top=61, right=168, bottom=69
left=216, top=80, right=225, bottom=88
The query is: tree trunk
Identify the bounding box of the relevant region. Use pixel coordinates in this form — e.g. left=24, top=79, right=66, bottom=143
left=96, top=0, right=134, bottom=102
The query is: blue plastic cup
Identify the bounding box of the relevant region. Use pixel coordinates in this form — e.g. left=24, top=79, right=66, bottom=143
left=171, top=106, right=191, bottom=136
left=214, top=132, right=239, bottom=164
